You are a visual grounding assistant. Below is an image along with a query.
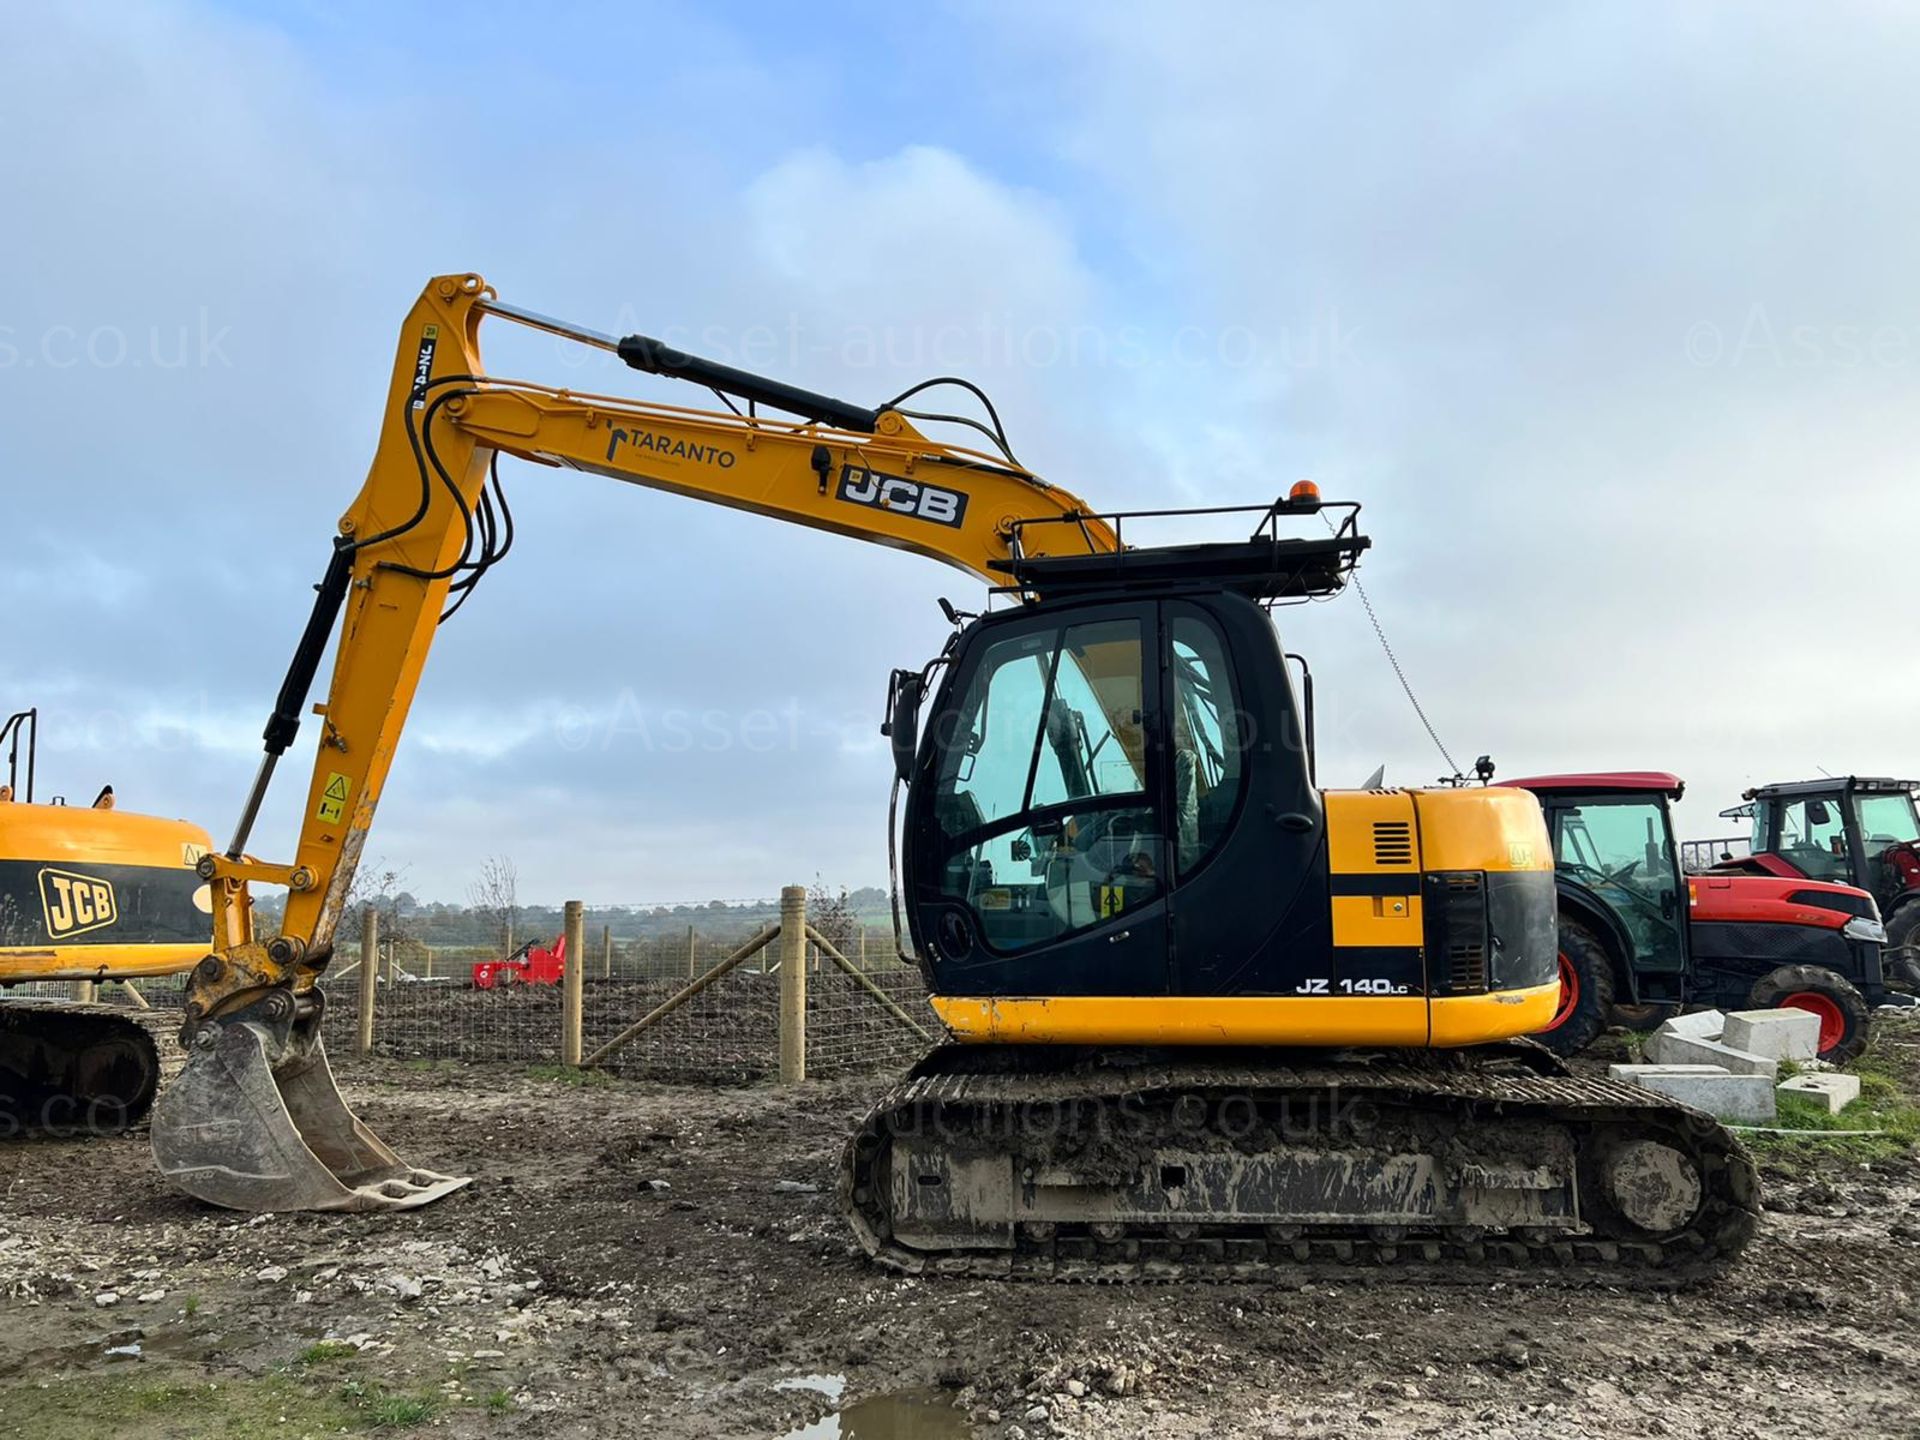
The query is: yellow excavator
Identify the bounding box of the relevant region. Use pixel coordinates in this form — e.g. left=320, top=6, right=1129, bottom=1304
left=151, top=273, right=1757, bottom=1280
left=0, top=708, right=215, bottom=1132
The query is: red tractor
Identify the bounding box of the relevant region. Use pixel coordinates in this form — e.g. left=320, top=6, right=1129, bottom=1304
left=471, top=934, right=567, bottom=989
left=1711, top=776, right=1920, bottom=983
left=1507, top=772, right=1893, bottom=1063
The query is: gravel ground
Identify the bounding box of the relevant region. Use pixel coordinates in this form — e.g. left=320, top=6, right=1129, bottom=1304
left=1, top=1022, right=1918, bottom=1439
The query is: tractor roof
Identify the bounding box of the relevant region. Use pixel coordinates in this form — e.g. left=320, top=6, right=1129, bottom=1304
left=1506, top=771, right=1685, bottom=799
left=1743, top=776, right=1919, bottom=801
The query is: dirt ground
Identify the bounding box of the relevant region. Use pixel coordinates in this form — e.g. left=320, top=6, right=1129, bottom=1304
left=3, top=1023, right=1920, bottom=1440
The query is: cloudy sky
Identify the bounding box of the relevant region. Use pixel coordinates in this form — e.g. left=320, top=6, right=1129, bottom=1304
left=3, top=1, right=1917, bottom=905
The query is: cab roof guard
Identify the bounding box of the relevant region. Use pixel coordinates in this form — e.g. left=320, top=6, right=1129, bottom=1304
left=992, top=495, right=1369, bottom=602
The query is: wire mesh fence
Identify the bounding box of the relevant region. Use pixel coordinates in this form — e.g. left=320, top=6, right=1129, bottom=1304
left=14, top=923, right=939, bottom=1083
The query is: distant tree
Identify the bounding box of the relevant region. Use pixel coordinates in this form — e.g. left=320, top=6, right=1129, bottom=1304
left=336, top=860, right=417, bottom=973
left=808, top=879, right=859, bottom=961
left=468, top=855, right=520, bottom=958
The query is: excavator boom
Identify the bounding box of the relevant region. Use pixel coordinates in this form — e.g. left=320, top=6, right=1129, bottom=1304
left=153, top=273, right=1117, bottom=1210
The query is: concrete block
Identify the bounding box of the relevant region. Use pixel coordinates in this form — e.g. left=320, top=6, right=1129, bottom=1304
left=1723, top=1008, right=1821, bottom=1063
left=1611, top=1064, right=1777, bottom=1122
left=1610, top=1063, right=1725, bottom=1078
left=1778, top=1072, right=1862, bottom=1114
left=1657, top=1009, right=1726, bottom=1042
left=1644, top=1030, right=1780, bottom=1078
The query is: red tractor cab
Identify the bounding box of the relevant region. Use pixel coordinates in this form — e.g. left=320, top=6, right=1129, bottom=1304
left=1712, top=777, right=1920, bottom=978
left=1507, top=772, right=1891, bottom=1063
left=471, top=934, right=567, bottom=989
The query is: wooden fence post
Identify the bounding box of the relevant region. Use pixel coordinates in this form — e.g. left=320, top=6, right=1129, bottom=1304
left=602, top=924, right=612, bottom=980
left=69, top=979, right=98, bottom=1004
left=356, top=906, right=378, bottom=1056
left=562, top=899, right=586, bottom=1066
left=778, top=885, right=806, bottom=1083
left=687, top=924, right=696, bottom=979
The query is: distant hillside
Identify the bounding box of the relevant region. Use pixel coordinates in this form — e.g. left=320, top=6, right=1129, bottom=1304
left=252, top=885, right=892, bottom=951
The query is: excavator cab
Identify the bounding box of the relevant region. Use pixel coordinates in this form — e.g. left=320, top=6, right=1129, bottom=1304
left=900, top=543, right=1331, bottom=1008
left=891, top=504, right=1570, bottom=1047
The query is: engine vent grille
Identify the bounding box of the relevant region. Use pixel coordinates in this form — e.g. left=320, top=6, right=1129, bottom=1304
left=1373, top=821, right=1414, bottom=867
left=1449, top=943, right=1488, bottom=991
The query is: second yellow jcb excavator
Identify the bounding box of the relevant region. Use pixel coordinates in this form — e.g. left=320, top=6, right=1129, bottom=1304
left=151, top=274, right=1757, bottom=1281
left=0, top=708, right=215, bottom=1132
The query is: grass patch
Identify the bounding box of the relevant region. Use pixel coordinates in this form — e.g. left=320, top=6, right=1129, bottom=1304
left=0, top=1375, right=361, bottom=1439
left=365, top=1392, right=440, bottom=1428
left=297, top=1339, right=360, bottom=1365
left=485, top=1387, right=516, bottom=1415
left=525, top=1062, right=615, bottom=1088
left=1743, top=1050, right=1920, bottom=1168
left=339, top=1378, right=441, bottom=1429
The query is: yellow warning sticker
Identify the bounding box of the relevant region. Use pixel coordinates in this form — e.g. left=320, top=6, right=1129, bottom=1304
left=977, top=888, right=1012, bottom=911
left=316, top=771, right=352, bottom=825
left=1098, top=886, right=1126, bottom=918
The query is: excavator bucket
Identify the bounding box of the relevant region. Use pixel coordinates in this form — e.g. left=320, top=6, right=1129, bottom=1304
left=151, top=1018, right=469, bottom=1212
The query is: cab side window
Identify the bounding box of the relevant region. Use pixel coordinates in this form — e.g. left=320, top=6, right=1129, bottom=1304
left=1170, top=615, right=1244, bottom=875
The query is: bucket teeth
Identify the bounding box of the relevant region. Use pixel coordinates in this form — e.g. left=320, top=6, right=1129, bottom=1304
left=151, top=1018, right=469, bottom=1213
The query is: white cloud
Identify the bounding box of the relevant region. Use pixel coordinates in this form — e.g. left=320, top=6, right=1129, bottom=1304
left=0, top=1, right=1125, bottom=899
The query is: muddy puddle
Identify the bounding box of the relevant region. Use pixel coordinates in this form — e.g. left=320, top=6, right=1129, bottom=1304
left=0, top=1324, right=209, bottom=1380
left=775, top=1375, right=969, bottom=1439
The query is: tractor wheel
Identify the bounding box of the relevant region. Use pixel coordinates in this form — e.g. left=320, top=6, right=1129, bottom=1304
left=1609, top=1000, right=1679, bottom=1033
left=1748, top=965, right=1872, bottom=1066
left=1533, top=918, right=1616, bottom=1057
left=1885, top=899, right=1920, bottom=992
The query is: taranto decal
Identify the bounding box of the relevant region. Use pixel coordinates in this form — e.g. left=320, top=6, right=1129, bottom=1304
left=39, top=868, right=117, bottom=939
left=835, top=464, right=968, bottom=528
left=605, top=428, right=737, bottom=469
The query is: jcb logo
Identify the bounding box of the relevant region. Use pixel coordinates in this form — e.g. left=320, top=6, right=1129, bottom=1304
left=39, top=869, right=118, bottom=939
left=836, top=465, right=968, bottom=529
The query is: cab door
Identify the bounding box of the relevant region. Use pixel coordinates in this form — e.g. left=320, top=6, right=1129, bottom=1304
left=1548, top=796, right=1687, bottom=978
left=906, top=599, right=1172, bottom=998
left=1160, top=595, right=1331, bottom=997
